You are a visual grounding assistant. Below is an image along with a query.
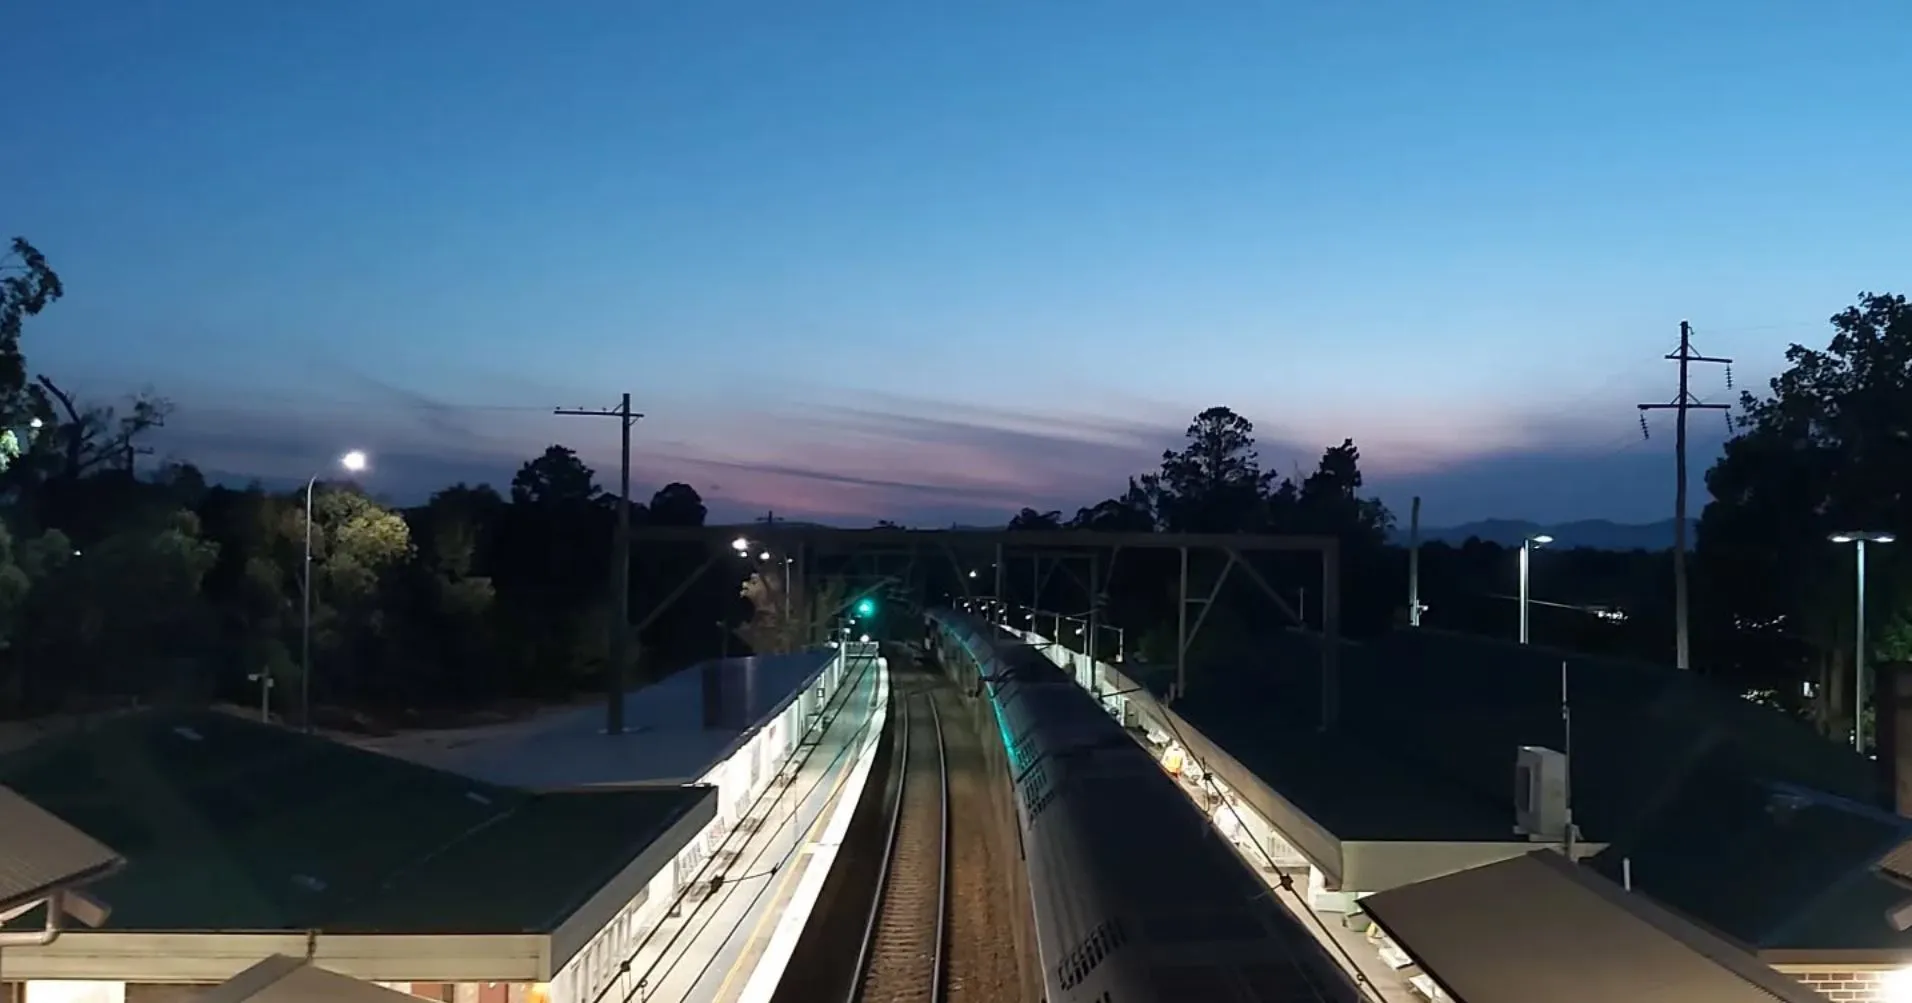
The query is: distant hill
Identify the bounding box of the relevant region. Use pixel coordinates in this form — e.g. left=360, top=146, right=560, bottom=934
left=1391, top=518, right=1692, bottom=551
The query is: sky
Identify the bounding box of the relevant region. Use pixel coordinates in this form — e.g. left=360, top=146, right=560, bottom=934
left=4, top=1, right=1908, bottom=528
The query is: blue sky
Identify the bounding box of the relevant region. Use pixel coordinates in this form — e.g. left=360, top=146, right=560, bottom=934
left=5, top=1, right=1906, bottom=526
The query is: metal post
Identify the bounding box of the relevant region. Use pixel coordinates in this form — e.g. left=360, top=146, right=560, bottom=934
left=610, top=393, right=632, bottom=735
left=1858, top=538, right=1870, bottom=753
left=300, top=475, right=316, bottom=732
left=1031, top=556, right=1041, bottom=627
left=1087, top=553, right=1101, bottom=663
left=1321, top=540, right=1341, bottom=731
left=1176, top=546, right=1189, bottom=701
left=1518, top=540, right=1531, bottom=645
left=993, top=543, right=1004, bottom=614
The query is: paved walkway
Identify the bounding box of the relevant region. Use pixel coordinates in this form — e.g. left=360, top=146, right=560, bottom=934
left=619, top=658, right=885, bottom=1003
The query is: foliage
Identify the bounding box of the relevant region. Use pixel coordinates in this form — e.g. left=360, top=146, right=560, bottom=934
left=735, top=573, right=846, bottom=656
left=1698, top=292, right=1912, bottom=737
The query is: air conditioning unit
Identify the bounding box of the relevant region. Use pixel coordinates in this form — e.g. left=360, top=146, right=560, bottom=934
left=1514, top=746, right=1569, bottom=840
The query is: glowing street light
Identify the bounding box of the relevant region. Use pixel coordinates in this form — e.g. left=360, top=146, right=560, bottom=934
left=302, top=450, right=368, bottom=731
left=1831, top=530, right=1896, bottom=752
left=1518, top=534, right=1553, bottom=645
left=731, top=537, right=750, bottom=553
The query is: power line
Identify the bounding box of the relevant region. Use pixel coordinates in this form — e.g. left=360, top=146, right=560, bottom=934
left=1638, top=321, right=1731, bottom=672
left=554, top=395, right=644, bottom=736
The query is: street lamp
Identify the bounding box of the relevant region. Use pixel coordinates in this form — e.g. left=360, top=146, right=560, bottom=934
left=1518, top=534, right=1553, bottom=645
left=302, top=450, right=367, bottom=731
left=1830, top=530, right=1896, bottom=752
left=731, top=537, right=749, bottom=553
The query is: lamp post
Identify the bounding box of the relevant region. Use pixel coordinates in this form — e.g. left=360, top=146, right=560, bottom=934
left=302, top=449, right=366, bottom=732
left=1830, top=530, right=1896, bottom=752
left=1518, top=534, right=1554, bottom=645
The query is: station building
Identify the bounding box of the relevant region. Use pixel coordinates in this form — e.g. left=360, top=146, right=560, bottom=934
left=0, top=647, right=874, bottom=1003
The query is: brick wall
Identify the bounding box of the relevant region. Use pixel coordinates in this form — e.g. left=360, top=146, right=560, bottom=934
left=1788, top=969, right=1885, bottom=1001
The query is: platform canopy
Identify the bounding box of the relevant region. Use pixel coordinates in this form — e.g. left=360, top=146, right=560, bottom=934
left=0, top=782, right=122, bottom=916
left=1360, top=850, right=1826, bottom=1003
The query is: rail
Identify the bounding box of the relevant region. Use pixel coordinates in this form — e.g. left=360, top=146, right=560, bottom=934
left=847, top=690, right=950, bottom=1003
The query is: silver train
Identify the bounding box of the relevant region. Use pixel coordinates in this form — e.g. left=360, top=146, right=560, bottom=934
left=923, top=609, right=1366, bottom=1003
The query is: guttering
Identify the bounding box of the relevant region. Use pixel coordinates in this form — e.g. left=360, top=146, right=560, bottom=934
left=0, top=893, right=63, bottom=948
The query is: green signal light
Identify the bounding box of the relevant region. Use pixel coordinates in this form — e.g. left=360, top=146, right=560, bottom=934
left=855, top=598, right=876, bottom=617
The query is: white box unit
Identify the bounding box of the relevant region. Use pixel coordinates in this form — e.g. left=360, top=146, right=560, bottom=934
left=1514, top=745, right=1569, bottom=840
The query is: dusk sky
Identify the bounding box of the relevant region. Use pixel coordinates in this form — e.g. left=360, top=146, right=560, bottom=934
left=6, top=2, right=1907, bottom=527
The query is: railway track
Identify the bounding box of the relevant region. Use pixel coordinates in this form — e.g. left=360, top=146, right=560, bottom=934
left=848, top=687, right=950, bottom=1003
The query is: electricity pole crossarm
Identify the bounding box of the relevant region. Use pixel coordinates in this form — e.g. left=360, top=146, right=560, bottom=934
left=1638, top=320, right=1733, bottom=671
left=553, top=394, right=644, bottom=735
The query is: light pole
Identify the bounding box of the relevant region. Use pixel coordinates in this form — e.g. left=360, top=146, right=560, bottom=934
left=302, top=449, right=367, bottom=732
left=1831, top=531, right=1895, bottom=752
left=1518, top=534, right=1553, bottom=645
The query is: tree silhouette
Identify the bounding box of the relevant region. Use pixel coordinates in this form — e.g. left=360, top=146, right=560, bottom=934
left=510, top=446, right=600, bottom=507
left=1008, top=508, right=1062, bottom=531
left=648, top=482, right=707, bottom=527
left=1700, top=292, right=1912, bottom=732
left=1147, top=406, right=1269, bottom=533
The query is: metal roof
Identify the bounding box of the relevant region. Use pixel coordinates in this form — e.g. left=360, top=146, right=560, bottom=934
left=413, top=651, right=836, bottom=789
left=0, top=782, right=122, bottom=914
left=0, top=710, right=713, bottom=933
left=195, top=955, right=415, bottom=1003
left=1361, top=850, right=1826, bottom=1003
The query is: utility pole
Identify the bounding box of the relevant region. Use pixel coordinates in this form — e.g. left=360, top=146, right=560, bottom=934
left=1639, top=321, right=1731, bottom=671
left=554, top=394, right=643, bottom=735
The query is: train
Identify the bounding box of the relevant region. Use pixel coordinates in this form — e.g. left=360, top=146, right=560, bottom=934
left=923, top=608, right=1367, bottom=1003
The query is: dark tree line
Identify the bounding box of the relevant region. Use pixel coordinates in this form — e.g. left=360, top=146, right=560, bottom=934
left=1005, top=293, right=1912, bottom=742
left=1, top=234, right=1900, bottom=742
left=0, top=239, right=755, bottom=727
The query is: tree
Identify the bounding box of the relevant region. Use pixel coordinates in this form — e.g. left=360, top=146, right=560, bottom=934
left=648, top=482, right=706, bottom=527
left=736, top=574, right=846, bottom=655
left=1146, top=406, right=1268, bottom=533
left=1070, top=480, right=1156, bottom=533
left=1297, top=439, right=1393, bottom=543
left=0, top=238, right=61, bottom=428
left=299, top=487, right=413, bottom=705
left=15, top=512, right=218, bottom=707
left=1699, top=292, right=1912, bottom=733
left=1008, top=507, right=1062, bottom=531
left=32, top=375, right=172, bottom=481
left=511, top=446, right=600, bottom=507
